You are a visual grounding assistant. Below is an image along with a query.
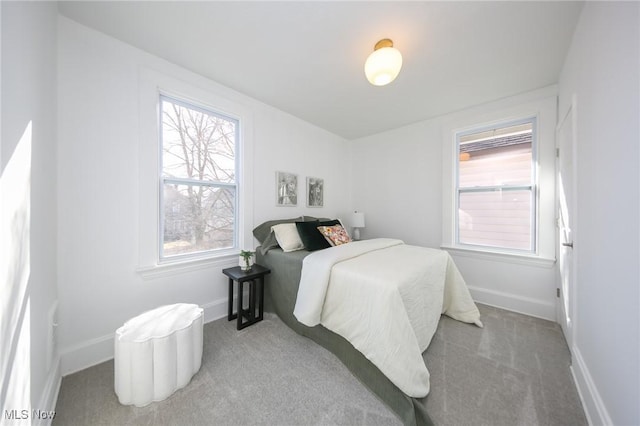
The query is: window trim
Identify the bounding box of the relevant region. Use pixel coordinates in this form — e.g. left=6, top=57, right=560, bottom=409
left=137, top=67, right=254, bottom=277
left=158, top=94, right=240, bottom=263
left=440, top=88, right=557, bottom=267
left=453, top=116, right=538, bottom=254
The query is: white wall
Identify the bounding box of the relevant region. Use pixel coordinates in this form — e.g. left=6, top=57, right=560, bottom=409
left=1, top=0, right=60, bottom=416
left=558, top=3, right=639, bottom=425
left=349, top=118, right=443, bottom=247
left=56, top=16, right=350, bottom=375
left=350, top=87, right=558, bottom=321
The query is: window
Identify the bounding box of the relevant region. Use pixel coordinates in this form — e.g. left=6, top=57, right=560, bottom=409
left=455, top=118, right=536, bottom=252
left=159, top=95, right=239, bottom=260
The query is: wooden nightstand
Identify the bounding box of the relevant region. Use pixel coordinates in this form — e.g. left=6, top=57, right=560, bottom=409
left=222, top=264, right=271, bottom=330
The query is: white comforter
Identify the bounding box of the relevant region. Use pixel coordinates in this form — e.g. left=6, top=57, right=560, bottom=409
left=293, top=238, right=482, bottom=398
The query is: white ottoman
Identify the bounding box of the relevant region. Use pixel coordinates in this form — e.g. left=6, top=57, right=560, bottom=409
left=114, top=303, right=203, bottom=407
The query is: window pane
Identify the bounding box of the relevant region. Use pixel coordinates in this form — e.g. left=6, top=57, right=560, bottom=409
left=459, top=123, right=532, bottom=188
left=161, top=98, right=237, bottom=183
left=163, top=183, right=235, bottom=257
left=458, top=189, right=532, bottom=250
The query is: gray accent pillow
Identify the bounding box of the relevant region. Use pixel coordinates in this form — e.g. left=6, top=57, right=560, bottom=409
left=253, top=217, right=303, bottom=244
left=304, top=216, right=330, bottom=222
left=253, top=217, right=305, bottom=255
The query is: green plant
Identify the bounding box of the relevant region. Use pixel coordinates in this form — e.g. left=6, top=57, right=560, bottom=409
left=239, top=250, right=254, bottom=270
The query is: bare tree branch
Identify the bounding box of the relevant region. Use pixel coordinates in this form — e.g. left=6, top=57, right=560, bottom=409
left=161, top=99, right=237, bottom=254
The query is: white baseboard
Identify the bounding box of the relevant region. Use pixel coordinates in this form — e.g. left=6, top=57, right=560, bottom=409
left=571, top=347, right=612, bottom=426
left=36, top=356, right=61, bottom=426
left=202, top=296, right=231, bottom=324
left=59, top=332, right=114, bottom=376
left=467, top=285, right=556, bottom=321
left=59, top=297, right=229, bottom=376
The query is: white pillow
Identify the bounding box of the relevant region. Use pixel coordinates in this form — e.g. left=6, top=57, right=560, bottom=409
left=271, top=223, right=305, bottom=252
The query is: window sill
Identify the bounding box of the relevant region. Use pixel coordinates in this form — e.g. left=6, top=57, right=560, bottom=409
left=440, top=245, right=556, bottom=268
left=137, top=252, right=238, bottom=280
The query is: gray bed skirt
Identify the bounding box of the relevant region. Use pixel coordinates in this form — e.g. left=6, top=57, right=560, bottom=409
left=257, top=248, right=433, bottom=426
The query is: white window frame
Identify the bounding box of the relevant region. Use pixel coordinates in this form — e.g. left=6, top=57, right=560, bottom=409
left=158, top=94, right=240, bottom=261
left=137, top=68, right=253, bottom=278
left=441, top=89, right=557, bottom=267
left=454, top=117, right=538, bottom=254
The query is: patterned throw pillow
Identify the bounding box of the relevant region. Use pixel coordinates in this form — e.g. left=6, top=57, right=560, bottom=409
left=317, top=225, right=352, bottom=246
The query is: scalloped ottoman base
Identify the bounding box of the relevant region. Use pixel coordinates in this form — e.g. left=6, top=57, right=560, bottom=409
left=114, top=303, right=204, bottom=407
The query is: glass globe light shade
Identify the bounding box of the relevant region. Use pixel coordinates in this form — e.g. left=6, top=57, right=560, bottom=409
left=364, top=46, right=403, bottom=86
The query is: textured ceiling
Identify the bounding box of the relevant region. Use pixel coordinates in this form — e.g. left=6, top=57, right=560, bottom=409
left=58, top=1, right=583, bottom=140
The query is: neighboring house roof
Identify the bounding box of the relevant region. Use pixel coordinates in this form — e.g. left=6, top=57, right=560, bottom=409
left=460, top=133, right=532, bottom=153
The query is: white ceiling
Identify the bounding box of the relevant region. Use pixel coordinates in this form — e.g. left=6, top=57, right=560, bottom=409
left=58, top=1, right=584, bottom=140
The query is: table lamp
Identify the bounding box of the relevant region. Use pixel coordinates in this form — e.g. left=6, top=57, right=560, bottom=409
left=351, top=211, right=365, bottom=240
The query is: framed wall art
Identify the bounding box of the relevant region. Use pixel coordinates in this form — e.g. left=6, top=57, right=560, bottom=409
left=276, top=171, right=298, bottom=206
left=306, top=177, right=324, bottom=207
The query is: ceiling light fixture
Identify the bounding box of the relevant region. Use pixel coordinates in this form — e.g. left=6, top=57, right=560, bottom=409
left=364, top=38, right=403, bottom=86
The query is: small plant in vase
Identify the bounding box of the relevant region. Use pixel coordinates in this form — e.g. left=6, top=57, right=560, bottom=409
left=239, top=250, right=255, bottom=271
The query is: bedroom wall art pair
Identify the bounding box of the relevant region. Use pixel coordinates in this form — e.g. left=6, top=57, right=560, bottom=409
left=276, top=171, right=323, bottom=208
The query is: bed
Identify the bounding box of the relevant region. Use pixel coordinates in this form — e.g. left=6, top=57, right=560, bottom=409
left=254, top=217, right=482, bottom=426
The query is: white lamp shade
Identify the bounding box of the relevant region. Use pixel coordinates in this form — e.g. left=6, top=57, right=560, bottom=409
left=364, top=47, right=403, bottom=86
left=351, top=212, right=366, bottom=228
